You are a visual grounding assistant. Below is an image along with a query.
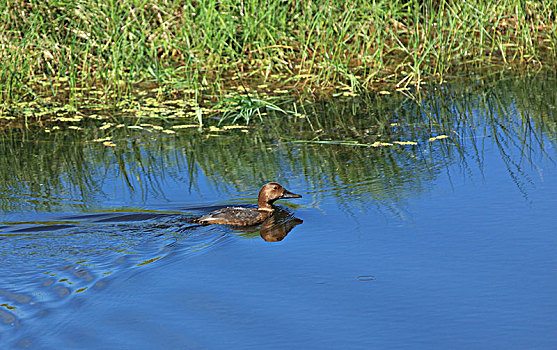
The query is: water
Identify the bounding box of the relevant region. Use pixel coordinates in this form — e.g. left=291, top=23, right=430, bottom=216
left=1, top=74, right=556, bottom=349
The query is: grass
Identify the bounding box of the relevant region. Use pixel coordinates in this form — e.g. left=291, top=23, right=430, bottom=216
left=0, top=0, right=556, bottom=120
left=216, top=93, right=290, bottom=124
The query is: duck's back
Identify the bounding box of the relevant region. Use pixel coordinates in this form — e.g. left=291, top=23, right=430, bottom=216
left=192, top=207, right=268, bottom=226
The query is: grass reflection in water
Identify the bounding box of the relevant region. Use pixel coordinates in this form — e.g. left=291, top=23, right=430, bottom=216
left=0, top=74, right=555, bottom=214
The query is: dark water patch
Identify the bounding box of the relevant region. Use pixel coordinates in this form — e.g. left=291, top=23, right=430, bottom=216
left=93, top=213, right=171, bottom=223
left=0, top=290, right=32, bottom=304
left=0, top=309, right=16, bottom=324
left=357, top=275, right=376, bottom=282
left=9, top=224, right=77, bottom=233
left=60, top=212, right=121, bottom=220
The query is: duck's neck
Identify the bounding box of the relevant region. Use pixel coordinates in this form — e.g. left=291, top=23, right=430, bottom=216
left=257, top=199, right=274, bottom=212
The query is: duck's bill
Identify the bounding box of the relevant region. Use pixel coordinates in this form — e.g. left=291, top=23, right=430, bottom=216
left=281, top=189, right=302, bottom=199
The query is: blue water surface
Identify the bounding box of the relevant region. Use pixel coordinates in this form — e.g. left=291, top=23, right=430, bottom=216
left=1, top=77, right=556, bottom=349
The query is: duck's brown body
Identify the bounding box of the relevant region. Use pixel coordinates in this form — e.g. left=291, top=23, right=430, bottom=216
left=192, top=207, right=271, bottom=226
left=191, top=183, right=301, bottom=226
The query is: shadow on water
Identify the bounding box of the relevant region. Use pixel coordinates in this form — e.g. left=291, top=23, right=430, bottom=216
left=0, top=72, right=556, bottom=346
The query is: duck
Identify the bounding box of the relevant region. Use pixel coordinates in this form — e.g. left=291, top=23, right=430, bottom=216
left=190, top=183, right=302, bottom=226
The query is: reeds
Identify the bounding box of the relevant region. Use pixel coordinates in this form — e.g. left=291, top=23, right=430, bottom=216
left=0, top=0, right=555, bottom=109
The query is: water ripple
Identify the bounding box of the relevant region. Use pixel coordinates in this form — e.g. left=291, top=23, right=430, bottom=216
left=0, top=210, right=235, bottom=343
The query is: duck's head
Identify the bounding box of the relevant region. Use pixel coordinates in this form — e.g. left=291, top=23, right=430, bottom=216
left=258, top=182, right=302, bottom=210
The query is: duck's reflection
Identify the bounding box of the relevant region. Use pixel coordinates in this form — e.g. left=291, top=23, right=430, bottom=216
left=260, top=215, right=303, bottom=242
left=235, top=207, right=303, bottom=242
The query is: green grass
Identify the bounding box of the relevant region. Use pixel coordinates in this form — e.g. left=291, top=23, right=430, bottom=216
left=216, top=93, right=290, bottom=124
left=0, top=0, right=556, bottom=113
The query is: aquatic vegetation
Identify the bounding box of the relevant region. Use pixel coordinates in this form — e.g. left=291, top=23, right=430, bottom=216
left=216, top=93, right=289, bottom=124
left=0, top=0, right=555, bottom=115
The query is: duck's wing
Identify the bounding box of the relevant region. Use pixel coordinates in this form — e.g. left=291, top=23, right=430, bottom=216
left=194, top=207, right=265, bottom=226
